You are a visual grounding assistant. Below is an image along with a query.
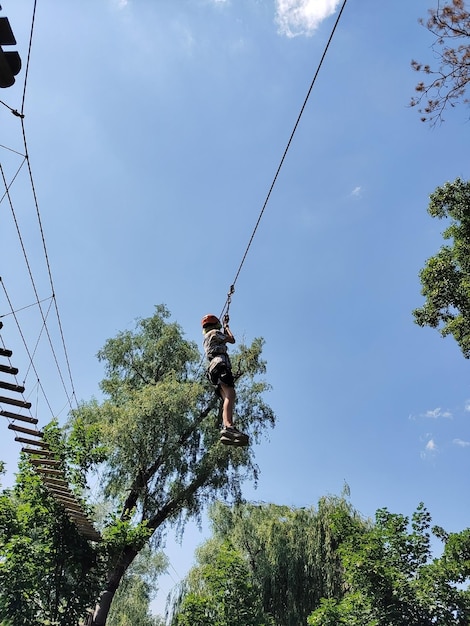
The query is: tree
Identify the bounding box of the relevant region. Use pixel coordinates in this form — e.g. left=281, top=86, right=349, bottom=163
left=413, top=178, right=470, bottom=357
left=66, top=305, right=275, bottom=625
left=169, top=494, right=367, bottom=626
left=0, top=456, right=102, bottom=626
left=308, top=503, right=470, bottom=625
left=410, top=0, right=470, bottom=125
left=170, top=540, right=271, bottom=626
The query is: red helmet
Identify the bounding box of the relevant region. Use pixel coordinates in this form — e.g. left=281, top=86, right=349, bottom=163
left=201, top=314, right=221, bottom=329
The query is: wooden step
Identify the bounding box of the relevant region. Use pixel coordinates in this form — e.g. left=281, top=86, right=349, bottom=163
left=55, top=497, right=83, bottom=511
left=0, top=380, right=25, bottom=393
left=0, top=348, right=12, bottom=357
left=0, top=363, right=18, bottom=375
left=0, top=396, right=31, bottom=409
left=21, top=447, right=54, bottom=458
left=30, top=457, right=61, bottom=467
left=18, top=437, right=50, bottom=448
left=40, top=477, right=68, bottom=488
left=1, top=410, right=37, bottom=424
left=48, top=487, right=74, bottom=500
left=33, top=466, right=63, bottom=476
left=8, top=423, right=42, bottom=437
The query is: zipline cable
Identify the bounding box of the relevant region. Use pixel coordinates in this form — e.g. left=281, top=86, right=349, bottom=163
left=220, top=0, right=349, bottom=319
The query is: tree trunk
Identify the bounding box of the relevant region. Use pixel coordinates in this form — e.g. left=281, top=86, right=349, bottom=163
left=88, top=545, right=139, bottom=626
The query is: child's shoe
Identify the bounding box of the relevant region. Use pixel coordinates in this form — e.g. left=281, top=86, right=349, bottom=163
left=220, top=426, right=249, bottom=446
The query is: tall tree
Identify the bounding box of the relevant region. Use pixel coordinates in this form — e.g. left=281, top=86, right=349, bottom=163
left=308, top=504, right=470, bottom=625
left=413, top=178, right=470, bottom=357
left=66, top=305, right=275, bottom=625
left=169, top=494, right=367, bottom=626
left=410, top=0, right=470, bottom=125
left=170, top=540, right=271, bottom=626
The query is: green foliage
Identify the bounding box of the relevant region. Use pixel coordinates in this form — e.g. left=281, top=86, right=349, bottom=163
left=309, top=503, right=470, bottom=625
left=65, top=305, right=275, bottom=624
left=0, top=460, right=102, bottom=626
left=171, top=540, right=272, bottom=626
left=0, top=306, right=275, bottom=626
left=170, top=495, right=366, bottom=626
left=413, top=178, right=470, bottom=358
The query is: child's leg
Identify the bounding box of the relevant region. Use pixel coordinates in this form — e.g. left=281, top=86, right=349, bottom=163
left=219, top=382, right=235, bottom=428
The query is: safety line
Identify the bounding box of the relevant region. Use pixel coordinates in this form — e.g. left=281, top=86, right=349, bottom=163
left=21, top=0, right=37, bottom=116
left=221, top=0, right=349, bottom=318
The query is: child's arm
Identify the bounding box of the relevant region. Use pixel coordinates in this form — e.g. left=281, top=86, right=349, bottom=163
left=223, top=315, right=236, bottom=344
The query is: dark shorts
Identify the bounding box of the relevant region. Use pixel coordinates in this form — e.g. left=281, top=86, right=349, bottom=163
left=208, top=361, right=234, bottom=388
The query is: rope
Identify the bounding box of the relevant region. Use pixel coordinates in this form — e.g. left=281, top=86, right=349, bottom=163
left=220, top=0, right=349, bottom=318
left=21, top=0, right=38, bottom=116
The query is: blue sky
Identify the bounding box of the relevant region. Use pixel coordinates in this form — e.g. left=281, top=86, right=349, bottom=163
left=1, top=0, right=469, bottom=617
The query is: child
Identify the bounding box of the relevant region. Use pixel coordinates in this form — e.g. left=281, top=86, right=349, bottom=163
left=201, top=313, right=249, bottom=446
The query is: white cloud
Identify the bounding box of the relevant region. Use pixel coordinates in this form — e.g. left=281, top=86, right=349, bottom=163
left=351, top=186, right=362, bottom=197
left=465, top=401, right=470, bottom=412
left=422, top=407, right=453, bottom=419
left=420, top=437, right=438, bottom=459
left=453, top=438, right=470, bottom=447
left=275, top=0, right=341, bottom=38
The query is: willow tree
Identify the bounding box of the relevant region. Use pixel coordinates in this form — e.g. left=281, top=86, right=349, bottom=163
left=169, top=495, right=367, bottom=626
left=66, top=305, right=275, bottom=625
left=413, top=178, right=470, bottom=357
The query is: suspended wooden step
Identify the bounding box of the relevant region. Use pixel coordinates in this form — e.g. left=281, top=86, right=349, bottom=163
left=0, top=348, right=12, bottom=357
left=0, top=380, right=25, bottom=393
left=48, top=488, right=75, bottom=501
left=31, top=466, right=62, bottom=476
left=0, top=363, right=18, bottom=375
left=54, top=498, right=83, bottom=512
left=21, top=448, right=54, bottom=458
left=18, top=437, right=50, bottom=448
left=1, top=410, right=38, bottom=424
left=30, top=457, right=61, bottom=467
left=40, top=476, right=69, bottom=488
left=0, top=395, right=31, bottom=409
left=8, top=423, right=42, bottom=437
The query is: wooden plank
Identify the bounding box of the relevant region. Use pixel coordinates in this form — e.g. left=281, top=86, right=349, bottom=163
left=0, top=395, right=31, bottom=409
left=1, top=410, right=37, bottom=424
left=30, top=458, right=61, bottom=467
left=0, top=364, right=18, bottom=375
left=33, top=466, right=63, bottom=476
left=0, top=380, right=25, bottom=393
left=8, top=423, right=43, bottom=437
left=21, top=447, right=54, bottom=458
left=17, top=437, right=50, bottom=448
left=40, top=477, right=68, bottom=488
left=46, top=485, right=73, bottom=497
